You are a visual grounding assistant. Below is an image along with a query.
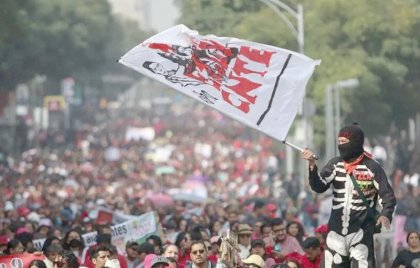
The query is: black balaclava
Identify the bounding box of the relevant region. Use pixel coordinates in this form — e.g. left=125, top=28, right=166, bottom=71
left=338, top=124, right=365, bottom=162
left=68, top=238, right=83, bottom=248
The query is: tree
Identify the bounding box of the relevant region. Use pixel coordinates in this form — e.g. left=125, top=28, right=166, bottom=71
left=0, top=0, right=147, bottom=95
left=0, top=0, right=34, bottom=90
left=25, top=0, right=116, bottom=88
left=305, top=0, right=420, bottom=134
left=175, top=0, right=420, bottom=140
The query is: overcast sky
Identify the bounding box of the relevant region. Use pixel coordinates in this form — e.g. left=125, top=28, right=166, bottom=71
left=108, top=0, right=180, bottom=32
left=149, top=0, right=180, bottom=32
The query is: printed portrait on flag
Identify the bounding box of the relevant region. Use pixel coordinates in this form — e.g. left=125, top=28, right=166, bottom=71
left=142, top=39, right=274, bottom=109
left=146, top=40, right=239, bottom=88
left=120, top=25, right=320, bottom=141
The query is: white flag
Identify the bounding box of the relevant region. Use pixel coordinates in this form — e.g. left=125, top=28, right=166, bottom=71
left=119, top=25, right=320, bottom=141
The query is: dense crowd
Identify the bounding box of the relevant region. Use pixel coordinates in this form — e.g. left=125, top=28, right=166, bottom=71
left=0, top=102, right=419, bottom=268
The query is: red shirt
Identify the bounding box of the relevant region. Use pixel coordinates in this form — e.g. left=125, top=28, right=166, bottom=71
left=299, top=254, right=322, bottom=268
left=177, top=251, right=191, bottom=268
left=207, top=254, right=218, bottom=264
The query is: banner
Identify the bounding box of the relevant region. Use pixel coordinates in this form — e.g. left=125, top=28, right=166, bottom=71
left=32, top=213, right=158, bottom=254
left=0, top=253, right=44, bottom=268
left=119, top=24, right=320, bottom=141
left=112, top=211, right=141, bottom=224
left=81, top=212, right=157, bottom=250
left=32, top=238, right=46, bottom=251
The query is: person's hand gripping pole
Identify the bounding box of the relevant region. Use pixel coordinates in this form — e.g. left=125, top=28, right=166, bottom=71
left=282, top=140, right=318, bottom=170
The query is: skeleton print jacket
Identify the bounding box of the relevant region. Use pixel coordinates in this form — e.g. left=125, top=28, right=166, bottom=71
left=308, top=155, right=396, bottom=236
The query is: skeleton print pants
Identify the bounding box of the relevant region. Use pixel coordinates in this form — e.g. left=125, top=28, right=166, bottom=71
left=322, top=228, right=376, bottom=268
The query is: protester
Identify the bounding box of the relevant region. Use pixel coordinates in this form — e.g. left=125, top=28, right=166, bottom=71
left=265, top=203, right=277, bottom=220
left=37, top=218, right=53, bottom=238
left=16, top=229, right=34, bottom=252
left=3, top=239, right=25, bottom=255
left=299, top=237, right=322, bottom=268
left=142, top=254, right=157, bottom=268
left=312, top=225, right=328, bottom=251
left=62, top=229, right=85, bottom=261
left=107, top=244, right=126, bottom=268
left=249, top=239, right=275, bottom=268
left=263, top=218, right=303, bottom=263
left=90, top=245, right=111, bottom=268
left=134, top=243, right=155, bottom=268
left=125, top=242, right=140, bottom=268
left=187, top=241, right=215, bottom=268
left=259, top=224, right=271, bottom=240
left=62, top=250, right=80, bottom=268
left=162, top=244, right=179, bottom=261
left=392, top=231, right=420, bottom=268
left=88, top=232, right=128, bottom=268
left=209, top=221, right=223, bottom=237
left=207, top=237, right=220, bottom=264
left=301, top=123, right=397, bottom=266
left=0, top=236, right=8, bottom=255
left=203, top=241, right=212, bottom=258
left=286, top=222, right=305, bottom=249
left=147, top=235, right=163, bottom=255
left=175, top=232, right=192, bottom=268
left=237, top=224, right=252, bottom=260
left=242, top=254, right=265, bottom=268
left=42, top=237, right=62, bottom=253
left=44, top=244, right=64, bottom=268
left=149, top=256, right=170, bottom=268
left=245, top=201, right=267, bottom=227
left=30, top=259, right=48, bottom=268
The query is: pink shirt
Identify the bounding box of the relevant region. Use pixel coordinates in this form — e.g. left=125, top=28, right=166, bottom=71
left=264, top=235, right=303, bottom=254
left=263, top=257, right=276, bottom=268
left=264, top=235, right=304, bottom=263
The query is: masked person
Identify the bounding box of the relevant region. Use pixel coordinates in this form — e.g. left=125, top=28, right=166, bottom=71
left=301, top=123, right=396, bottom=267
left=62, top=229, right=85, bottom=262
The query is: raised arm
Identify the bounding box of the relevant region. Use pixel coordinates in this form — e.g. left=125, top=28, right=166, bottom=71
left=301, top=149, right=332, bottom=193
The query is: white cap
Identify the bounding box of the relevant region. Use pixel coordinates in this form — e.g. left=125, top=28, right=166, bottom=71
left=38, top=218, right=52, bottom=228
left=27, top=212, right=41, bottom=223
left=4, top=201, right=14, bottom=211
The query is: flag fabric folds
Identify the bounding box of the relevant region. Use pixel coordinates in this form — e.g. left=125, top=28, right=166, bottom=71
left=119, top=24, right=320, bottom=141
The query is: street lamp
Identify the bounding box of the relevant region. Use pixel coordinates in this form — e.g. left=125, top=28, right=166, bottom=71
left=325, top=79, right=359, bottom=159
left=258, top=0, right=307, bottom=192
left=258, top=0, right=304, bottom=53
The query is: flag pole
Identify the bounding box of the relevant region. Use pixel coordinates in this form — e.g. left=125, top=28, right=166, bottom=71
left=282, top=140, right=319, bottom=160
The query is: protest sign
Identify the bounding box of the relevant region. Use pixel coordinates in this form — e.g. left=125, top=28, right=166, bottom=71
left=0, top=253, right=44, bottom=268
left=81, top=212, right=158, bottom=251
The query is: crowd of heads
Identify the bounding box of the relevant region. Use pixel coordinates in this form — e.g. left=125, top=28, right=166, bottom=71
left=0, top=101, right=418, bottom=267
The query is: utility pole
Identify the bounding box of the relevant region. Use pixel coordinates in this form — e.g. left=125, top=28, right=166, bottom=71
left=325, top=79, right=359, bottom=160
left=258, top=0, right=308, bottom=191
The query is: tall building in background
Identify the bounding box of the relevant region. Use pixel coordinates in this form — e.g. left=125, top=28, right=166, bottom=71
left=108, top=0, right=180, bottom=32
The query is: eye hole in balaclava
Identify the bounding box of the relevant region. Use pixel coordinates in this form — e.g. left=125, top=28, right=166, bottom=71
left=338, top=123, right=365, bottom=162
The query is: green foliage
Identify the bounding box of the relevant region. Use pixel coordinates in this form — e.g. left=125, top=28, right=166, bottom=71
left=0, top=0, right=146, bottom=93
left=2, top=0, right=418, bottom=140
left=0, top=0, right=33, bottom=90
left=176, top=0, right=420, bottom=140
